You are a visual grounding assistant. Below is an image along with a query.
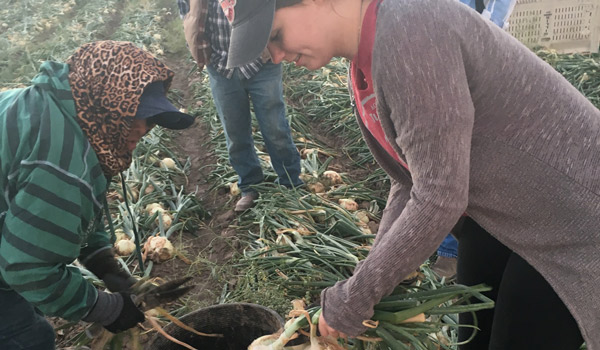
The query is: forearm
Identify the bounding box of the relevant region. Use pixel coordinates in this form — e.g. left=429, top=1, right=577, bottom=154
left=321, top=190, right=465, bottom=335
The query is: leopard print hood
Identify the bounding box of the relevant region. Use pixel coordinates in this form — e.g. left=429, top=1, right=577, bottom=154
left=66, top=40, right=174, bottom=177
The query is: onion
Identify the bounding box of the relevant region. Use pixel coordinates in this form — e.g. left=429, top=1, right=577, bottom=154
left=355, top=210, right=370, bottom=224
left=157, top=213, right=173, bottom=230
left=114, top=228, right=128, bottom=242
left=125, top=186, right=139, bottom=202
left=160, top=157, right=177, bottom=169
left=115, top=239, right=136, bottom=256
left=145, top=203, right=164, bottom=215
left=259, top=155, right=271, bottom=163
left=338, top=198, right=358, bottom=211
left=322, top=170, right=343, bottom=185
left=144, top=184, right=155, bottom=195
left=307, top=182, right=326, bottom=194
left=230, top=182, right=241, bottom=196
left=310, top=209, right=327, bottom=223
left=298, top=173, right=314, bottom=183
left=301, top=148, right=318, bottom=158
left=145, top=235, right=175, bottom=263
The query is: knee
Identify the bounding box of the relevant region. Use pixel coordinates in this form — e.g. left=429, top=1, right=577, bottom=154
left=266, top=133, right=297, bottom=155
left=35, top=317, right=56, bottom=346
left=2, top=317, right=55, bottom=350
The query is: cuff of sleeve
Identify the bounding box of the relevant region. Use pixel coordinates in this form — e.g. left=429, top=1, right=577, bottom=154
left=320, top=285, right=370, bottom=336
left=82, top=290, right=123, bottom=326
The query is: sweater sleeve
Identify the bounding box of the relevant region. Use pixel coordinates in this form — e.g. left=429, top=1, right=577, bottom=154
left=321, top=2, right=474, bottom=335
left=0, top=161, right=99, bottom=320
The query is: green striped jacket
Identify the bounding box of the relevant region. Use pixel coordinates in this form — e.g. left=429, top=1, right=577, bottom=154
left=0, top=61, right=110, bottom=321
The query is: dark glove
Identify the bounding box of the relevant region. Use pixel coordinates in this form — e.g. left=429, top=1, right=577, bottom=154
left=84, top=248, right=137, bottom=292
left=82, top=291, right=145, bottom=334
left=104, top=292, right=146, bottom=334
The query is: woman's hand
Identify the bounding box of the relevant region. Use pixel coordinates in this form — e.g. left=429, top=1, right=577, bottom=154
left=318, top=312, right=347, bottom=339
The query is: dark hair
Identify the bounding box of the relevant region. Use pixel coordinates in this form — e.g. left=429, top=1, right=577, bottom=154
left=276, top=0, right=303, bottom=9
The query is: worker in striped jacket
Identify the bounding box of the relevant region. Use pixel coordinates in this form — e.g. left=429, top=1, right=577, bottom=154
left=0, top=40, right=194, bottom=349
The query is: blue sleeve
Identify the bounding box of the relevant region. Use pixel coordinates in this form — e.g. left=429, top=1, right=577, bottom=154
left=177, top=0, right=190, bottom=18
left=484, top=0, right=517, bottom=28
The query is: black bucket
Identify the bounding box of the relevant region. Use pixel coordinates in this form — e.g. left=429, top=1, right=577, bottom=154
left=149, top=303, right=284, bottom=350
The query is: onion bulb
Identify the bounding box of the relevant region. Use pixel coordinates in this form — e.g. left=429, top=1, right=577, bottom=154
left=338, top=198, right=359, bottom=211
left=114, top=228, right=128, bottom=242
left=298, top=173, right=313, bottom=183
left=301, top=148, right=318, bottom=158
left=145, top=203, right=164, bottom=215
left=157, top=213, right=173, bottom=229
left=159, top=157, right=177, bottom=169
left=307, top=182, right=326, bottom=194
left=355, top=210, right=370, bottom=224
left=115, top=239, right=136, bottom=256
left=145, top=235, right=175, bottom=263
left=322, top=170, right=343, bottom=185
left=144, top=184, right=155, bottom=195
left=230, top=182, right=241, bottom=196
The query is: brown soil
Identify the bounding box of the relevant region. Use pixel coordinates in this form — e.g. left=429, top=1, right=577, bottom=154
left=151, top=56, right=242, bottom=306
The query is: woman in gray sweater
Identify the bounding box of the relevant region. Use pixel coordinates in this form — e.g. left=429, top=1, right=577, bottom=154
left=224, top=0, right=600, bottom=348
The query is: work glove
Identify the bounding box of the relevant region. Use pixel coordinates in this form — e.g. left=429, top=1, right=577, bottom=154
left=84, top=248, right=137, bottom=292
left=82, top=291, right=145, bottom=334
left=104, top=292, right=146, bottom=334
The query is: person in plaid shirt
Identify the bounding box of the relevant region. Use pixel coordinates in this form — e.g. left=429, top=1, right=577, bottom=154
left=179, top=0, right=302, bottom=212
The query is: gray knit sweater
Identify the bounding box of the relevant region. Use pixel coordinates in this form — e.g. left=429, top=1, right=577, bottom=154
left=320, top=0, right=600, bottom=347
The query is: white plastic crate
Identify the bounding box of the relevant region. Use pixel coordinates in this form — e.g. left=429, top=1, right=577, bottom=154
left=508, top=0, right=600, bottom=53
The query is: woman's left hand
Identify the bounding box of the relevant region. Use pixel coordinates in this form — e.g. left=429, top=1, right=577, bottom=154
left=318, top=312, right=347, bottom=339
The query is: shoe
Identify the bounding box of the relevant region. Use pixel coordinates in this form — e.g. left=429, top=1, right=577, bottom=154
left=235, top=192, right=259, bottom=212
left=432, top=256, right=457, bottom=280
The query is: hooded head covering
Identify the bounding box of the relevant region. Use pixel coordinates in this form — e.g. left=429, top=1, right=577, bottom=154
left=66, top=40, right=174, bottom=177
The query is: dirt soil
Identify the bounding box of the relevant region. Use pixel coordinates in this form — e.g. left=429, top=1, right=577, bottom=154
left=147, top=56, right=243, bottom=311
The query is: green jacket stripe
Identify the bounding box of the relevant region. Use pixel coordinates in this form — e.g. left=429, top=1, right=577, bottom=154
left=0, top=61, right=108, bottom=320
left=23, top=183, right=81, bottom=217
left=5, top=100, right=20, bottom=157
left=11, top=206, right=80, bottom=244
left=1, top=227, right=74, bottom=262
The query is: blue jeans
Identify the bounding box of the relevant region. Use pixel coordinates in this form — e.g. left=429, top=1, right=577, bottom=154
left=207, top=62, right=302, bottom=194
left=0, top=289, right=56, bottom=349
left=437, top=233, right=459, bottom=258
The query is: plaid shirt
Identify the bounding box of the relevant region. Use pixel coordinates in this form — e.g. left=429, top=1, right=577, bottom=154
left=178, top=0, right=262, bottom=79
left=206, top=0, right=262, bottom=78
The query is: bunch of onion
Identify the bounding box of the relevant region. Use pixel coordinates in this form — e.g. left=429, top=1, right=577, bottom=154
left=249, top=283, right=494, bottom=350
left=249, top=307, right=326, bottom=350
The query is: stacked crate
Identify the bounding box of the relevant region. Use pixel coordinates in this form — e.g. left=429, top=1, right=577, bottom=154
left=508, top=0, right=600, bottom=53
